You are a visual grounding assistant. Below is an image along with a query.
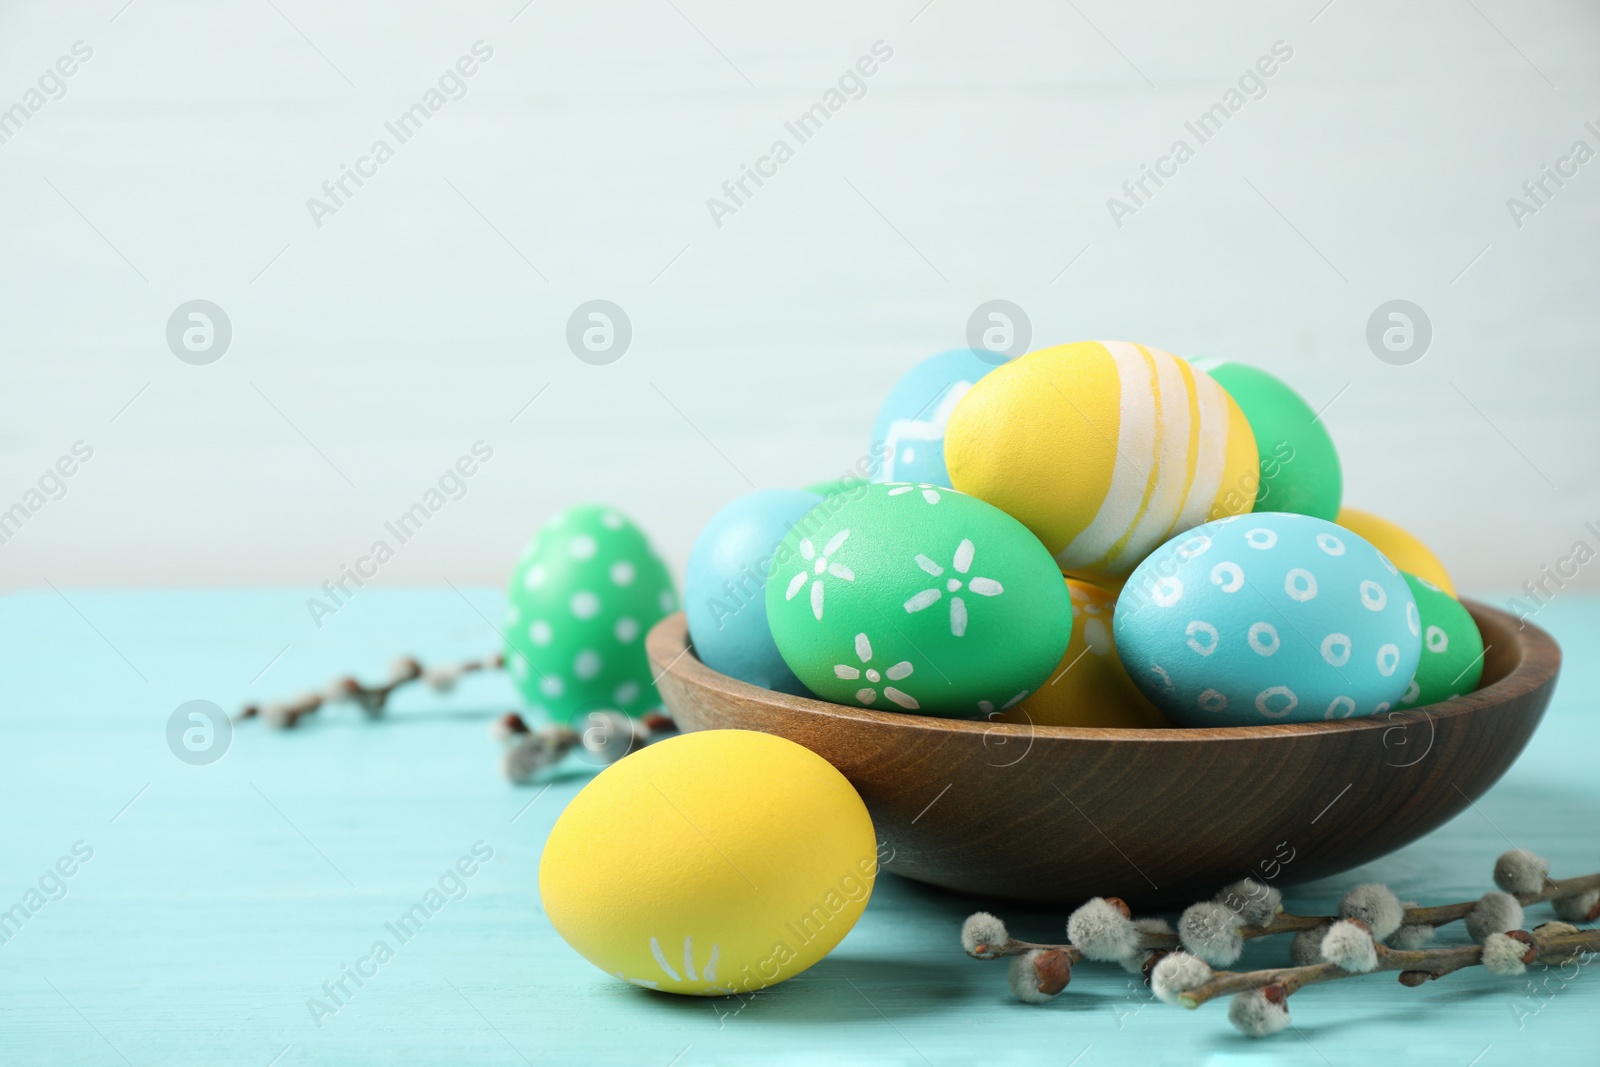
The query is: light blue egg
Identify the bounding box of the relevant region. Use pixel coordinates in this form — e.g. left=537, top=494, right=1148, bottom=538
left=870, top=349, right=1001, bottom=487
left=1113, top=513, right=1421, bottom=726
left=685, top=489, right=822, bottom=696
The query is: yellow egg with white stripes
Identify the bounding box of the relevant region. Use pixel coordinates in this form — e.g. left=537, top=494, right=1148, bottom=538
left=540, top=730, right=879, bottom=996
left=945, top=341, right=1259, bottom=581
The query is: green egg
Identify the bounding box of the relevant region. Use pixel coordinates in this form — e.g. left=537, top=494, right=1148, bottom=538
left=504, top=505, right=678, bottom=724
left=1192, top=359, right=1342, bottom=521
left=766, top=483, right=1072, bottom=718
left=802, top=476, right=867, bottom=498
left=1398, top=572, right=1484, bottom=707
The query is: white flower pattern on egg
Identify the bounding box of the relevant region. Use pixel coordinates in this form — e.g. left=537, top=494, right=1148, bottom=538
left=785, top=529, right=855, bottom=621
left=903, top=538, right=1004, bottom=636
left=833, top=632, right=917, bottom=709
left=887, top=482, right=943, bottom=505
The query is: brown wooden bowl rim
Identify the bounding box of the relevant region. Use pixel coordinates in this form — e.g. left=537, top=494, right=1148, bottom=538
left=647, top=598, right=1560, bottom=743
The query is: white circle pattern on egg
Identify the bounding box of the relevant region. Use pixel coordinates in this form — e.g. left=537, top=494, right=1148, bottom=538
left=1321, top=633, right=1351, bottom=666
left=1115, top=513, right=1421, bottom=726
left=569, top=534, right=597, bottom=560
left=571, top=591, right=601, bottom=619
left=1211, top=562, right=1244, bottom=593
left=1360, top=581, right=1387, bottom=611
left=1247, top=622, right=1280, bottom=656
left=1186, top=620, right=1219, bottom=656
left=610, top=561, right=636, bottom=586
left=1285, top=568, right=1317, bottom=602
left=1256, top=685, right=1297, bottom=716
left=1245, top=528, right=1278, bottom=550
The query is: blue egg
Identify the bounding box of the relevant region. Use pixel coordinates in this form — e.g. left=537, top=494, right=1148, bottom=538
left=1113, top=513, right=1421, bottom=726
left=871, top=349, right=1001, bottom=487
left=686, top=489, right=823, bottom=695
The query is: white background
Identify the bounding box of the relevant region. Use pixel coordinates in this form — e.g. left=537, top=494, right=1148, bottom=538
left=1, top=0, right=1597, bottom=594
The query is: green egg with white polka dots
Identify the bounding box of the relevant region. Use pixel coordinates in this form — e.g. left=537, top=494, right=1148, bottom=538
left=1397, top=571, right=1484, bottom=707
left=504, top=505, right=678, bottom=724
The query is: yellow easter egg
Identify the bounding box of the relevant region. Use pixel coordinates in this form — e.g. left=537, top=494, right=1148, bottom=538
left=540, top=729, right=877, bottom=996
left=1336, top=507, right=1455, bottom=596
left=1004, top=578, right=1172, bottom=728
left=946, top=341, right=1259, bottom=581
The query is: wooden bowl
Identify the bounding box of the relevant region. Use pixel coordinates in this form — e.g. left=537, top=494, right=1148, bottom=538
left=647, top=600, right=1559, bottom=909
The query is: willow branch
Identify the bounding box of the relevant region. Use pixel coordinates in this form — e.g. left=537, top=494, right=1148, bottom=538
left=240, top=651, right=504, bottom=727
left=1179, top=926, right=1600, bottom=1009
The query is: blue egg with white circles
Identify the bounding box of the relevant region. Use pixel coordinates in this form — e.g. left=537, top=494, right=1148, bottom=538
left=1113, top=512, right=1421, bottom=726
left=686, top=489, right=823, bottom=696
left=871, top=349, right=1001, bottom=487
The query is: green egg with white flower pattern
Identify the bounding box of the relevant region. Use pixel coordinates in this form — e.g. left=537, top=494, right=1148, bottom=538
left=1397, top=571, right=1484, bottom=707
left=766, top=483, right=1072, bottom=718
left=505, top=505, right=678, bottom=724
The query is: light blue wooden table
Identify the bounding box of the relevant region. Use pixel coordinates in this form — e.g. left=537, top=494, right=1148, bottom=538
left=2, top=587, right=1594, bottom=1065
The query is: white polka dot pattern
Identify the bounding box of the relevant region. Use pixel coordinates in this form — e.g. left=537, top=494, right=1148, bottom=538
left=504, top=504, right=679, bottom=722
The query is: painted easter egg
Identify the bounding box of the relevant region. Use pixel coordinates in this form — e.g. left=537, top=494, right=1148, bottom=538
left=802, top=476, right=867, bottom=498
left=766, top=483, right=1072, bottom=718
left=1192, top=359, right=1342, bottom=521
left=870, top=349, right=1000, bottom=487
left=1397, top=573, right=1484, bottom=707
left=1002, top=578, right=1172, bottom=729
left=504, top=505, right=678, bottom=724
left=686, top=489, right=822, bottom=696
left=945, top=341, right=1259, bottom=581
left=1114, top=513, right=1421, bottom=726
left=1337, top=508, right=1455, bottom=596
left=540, top=730, right=878, bottom=996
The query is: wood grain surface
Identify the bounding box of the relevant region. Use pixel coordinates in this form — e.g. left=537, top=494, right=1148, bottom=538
left=650, top=600, right=1560, bottom=908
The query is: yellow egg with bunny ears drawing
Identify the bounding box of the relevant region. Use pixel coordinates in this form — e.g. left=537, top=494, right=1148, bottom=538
left=539, top=730, right=878, bottom=996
